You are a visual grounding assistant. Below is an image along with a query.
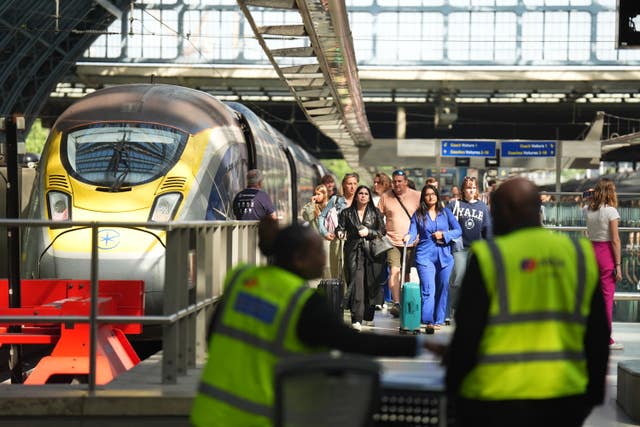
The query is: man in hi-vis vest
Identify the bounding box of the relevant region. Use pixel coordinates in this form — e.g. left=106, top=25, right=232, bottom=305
left=443, top=178, right=609, bottom=427
left=191, top=218, right=435, bottom=427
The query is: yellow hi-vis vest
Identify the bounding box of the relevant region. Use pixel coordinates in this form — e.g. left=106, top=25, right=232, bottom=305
left=460, top=228, right=599, bottom=401
left=190, top=265, right=318, bottom=427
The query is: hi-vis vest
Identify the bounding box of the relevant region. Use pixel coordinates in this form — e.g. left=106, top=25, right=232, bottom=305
left=190, top=265, right=318, bottom=427
left=460, top=228, right=598, bottom=401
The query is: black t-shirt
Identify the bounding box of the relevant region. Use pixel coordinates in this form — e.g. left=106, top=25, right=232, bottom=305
left=232, top=188, right=275, bottom=220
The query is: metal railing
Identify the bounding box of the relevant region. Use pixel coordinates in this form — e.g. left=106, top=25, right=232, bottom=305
left=0, top=218, right=264, bottom=392
left=2, top=217, right=640, bottom=392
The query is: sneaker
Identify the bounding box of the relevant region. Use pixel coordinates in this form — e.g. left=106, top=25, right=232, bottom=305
left=375, top=304, right=383, bottom=311
left=364, top=320, right=375, bottom=327
left=389, top=303, right=400, bottom=318
left=609, top=342, right=624, bottom=350
left=352, top=322, right=362, bottom=331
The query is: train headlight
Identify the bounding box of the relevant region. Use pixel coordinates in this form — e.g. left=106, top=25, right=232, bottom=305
left=47, top=191, right=71, bottom=221
left=149, top=192, right=182, bottom=222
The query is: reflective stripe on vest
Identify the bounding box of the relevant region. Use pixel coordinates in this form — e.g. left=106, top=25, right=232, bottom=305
left=480, top=237, right=586, bottom=365
left=215, top=285, right=308, bottom=358
left=197, top=381, right=272, bottom=418
left=195, top=266, right=312, bottom=421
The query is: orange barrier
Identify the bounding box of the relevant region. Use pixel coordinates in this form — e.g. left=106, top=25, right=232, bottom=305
left=0, top=279, right=144, bottom=384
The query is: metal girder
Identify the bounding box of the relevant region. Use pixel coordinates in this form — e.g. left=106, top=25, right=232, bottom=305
left=237, top=0, right=372, bottom=166
left=0, top=0, right=129, bottom=135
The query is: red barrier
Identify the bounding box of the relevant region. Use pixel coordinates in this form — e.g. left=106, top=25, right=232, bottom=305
left=0, top=279, right=144, bottom=384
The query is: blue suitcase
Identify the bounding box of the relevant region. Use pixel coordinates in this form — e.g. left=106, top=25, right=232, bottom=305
left=400, top=282, right=421, bottom=334
left=399, top=241, right=421, bottom=334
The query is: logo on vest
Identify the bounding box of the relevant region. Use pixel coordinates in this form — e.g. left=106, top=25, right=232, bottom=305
left=243, top=278, right=258, bottom=288
left=521, top=259, right=536, bottom=271
left=521, top=257, right=565, bottom=272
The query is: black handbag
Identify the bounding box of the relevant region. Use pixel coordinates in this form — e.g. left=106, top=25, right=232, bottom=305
left=370, top=235, right=394, bottom=257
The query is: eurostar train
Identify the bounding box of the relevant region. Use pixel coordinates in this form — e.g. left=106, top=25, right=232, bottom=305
left=21, top=84, right=328, bottom=322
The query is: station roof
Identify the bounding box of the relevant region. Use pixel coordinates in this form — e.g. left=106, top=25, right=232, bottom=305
left=0, top=1, right=130, bottom=134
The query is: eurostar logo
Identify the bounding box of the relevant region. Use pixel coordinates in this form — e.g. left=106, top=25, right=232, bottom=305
left=98, top=229, right=120, bottom=250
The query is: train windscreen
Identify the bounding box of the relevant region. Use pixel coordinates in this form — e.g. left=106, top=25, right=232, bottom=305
left=62, top=123, right=188, bottom=189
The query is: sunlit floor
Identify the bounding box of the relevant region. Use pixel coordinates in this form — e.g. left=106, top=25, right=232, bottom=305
left=364, top=306, right=640, bottom=427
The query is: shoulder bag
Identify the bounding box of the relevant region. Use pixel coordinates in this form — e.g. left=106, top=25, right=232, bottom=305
left=323, top=197, right=339, bottom=234
left=392, top=190, right=412, bottom=219
left=370, top=234, right=394, bottom=257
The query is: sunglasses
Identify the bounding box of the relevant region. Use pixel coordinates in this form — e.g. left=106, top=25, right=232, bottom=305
left=392, top=170, right=406, bottom=176
left=463, top=176, right=477, bottom=181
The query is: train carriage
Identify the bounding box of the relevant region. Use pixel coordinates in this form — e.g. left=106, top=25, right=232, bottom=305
left=22, top=84, right=328, bottom=325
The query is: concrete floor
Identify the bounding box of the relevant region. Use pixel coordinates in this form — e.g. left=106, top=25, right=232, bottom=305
left=0, top=306, right=637, bottom=426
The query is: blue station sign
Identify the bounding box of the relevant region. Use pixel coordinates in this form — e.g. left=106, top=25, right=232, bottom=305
left=501, top=141, right=556, bottom=157
left=441, top=140, right=496, bottom=157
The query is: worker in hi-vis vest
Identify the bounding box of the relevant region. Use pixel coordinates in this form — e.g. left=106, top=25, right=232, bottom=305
left=191, top=217, right=438, bottom=427
left=431, top=178, right=609, bottom=427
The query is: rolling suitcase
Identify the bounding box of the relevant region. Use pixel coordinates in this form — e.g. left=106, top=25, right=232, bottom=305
left=317, top=279, right=343, bottom=323
left=317, top=239, right=344, bottom=323
left=399, top=240, right=421, bottom=334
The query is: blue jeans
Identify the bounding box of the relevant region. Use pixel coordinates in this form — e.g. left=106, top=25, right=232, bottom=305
left=447, top=249, right=470, bottom=318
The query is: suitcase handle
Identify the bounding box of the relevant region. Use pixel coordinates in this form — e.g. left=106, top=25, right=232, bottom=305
left=401, top=237, right=409, bottom=284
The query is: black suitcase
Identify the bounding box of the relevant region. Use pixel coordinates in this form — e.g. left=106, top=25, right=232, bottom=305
left=317, top=278, right=344, bottom=323
left=317, top=239, right=344, bottom=323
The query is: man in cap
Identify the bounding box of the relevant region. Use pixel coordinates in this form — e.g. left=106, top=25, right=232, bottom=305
left=232, top=169, right=277, bottom=220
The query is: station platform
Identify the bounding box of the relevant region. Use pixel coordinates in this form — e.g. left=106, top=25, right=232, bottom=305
left=0, top=309, right=638, bottom=426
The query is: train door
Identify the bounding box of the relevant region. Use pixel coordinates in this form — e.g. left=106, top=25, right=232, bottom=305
left=237, top=114, right=257, bottom=170
left=281, top=145, right=298, bottom=222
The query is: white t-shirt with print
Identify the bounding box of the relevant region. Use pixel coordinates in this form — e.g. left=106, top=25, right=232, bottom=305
left=584, top=205, right=620, bottom=242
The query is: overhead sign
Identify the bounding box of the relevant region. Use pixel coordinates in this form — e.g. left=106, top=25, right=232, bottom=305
left=501, top=141, right=556, bottom=157
left=441, top=140, right=496, bottom=157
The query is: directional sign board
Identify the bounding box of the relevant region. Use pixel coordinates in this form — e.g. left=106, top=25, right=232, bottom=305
left=441, top=140, right=496, bottom=157
left=501, top=141, right=556, bottom=157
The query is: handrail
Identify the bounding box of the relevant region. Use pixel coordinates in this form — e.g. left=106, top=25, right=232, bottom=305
left=0, top=218, right=264, bottom=392
left=1, top=218, right=639, bottom=391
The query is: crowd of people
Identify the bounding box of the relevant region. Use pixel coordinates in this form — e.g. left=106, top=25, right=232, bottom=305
left=212, top=169, right=622, bottom=427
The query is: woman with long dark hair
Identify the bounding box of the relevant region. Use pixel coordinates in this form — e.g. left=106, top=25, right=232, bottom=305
left=584, top=178, right=623, bottom=350
left=337, top=185, right=387, bottom=330
left=404, top=184, right=461, bottom=332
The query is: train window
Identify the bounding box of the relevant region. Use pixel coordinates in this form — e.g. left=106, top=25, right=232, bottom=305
left=62, top=123, right=188, bottom=189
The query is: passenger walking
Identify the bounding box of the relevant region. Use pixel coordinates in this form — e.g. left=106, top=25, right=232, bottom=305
left=436, top=177, right=609, bottom=427
left=404, top=185, right=461, bottom=332
left=480, top=178, right=496, bottom=206
left=301, top=184, right=328, bottom=232
left=371, top=172, right=391, bottom=207
left=191, top=217, right=438, bottom=427
left=450, top=185, right=460, bottom=201
left=446, top=176, right=492, bottom=322
left=583, top=178, right=624, bottom=350
left=337, top=185, right=387, bottom=330
left=320, top=174, right=337, bottom=198
left=371, top=172, right=392, bottom=307
left=232, top=169, right=277, bottom=220
left=318, top=173, right=359, bottom=278
left=377, top=169, right=421, bottom=317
